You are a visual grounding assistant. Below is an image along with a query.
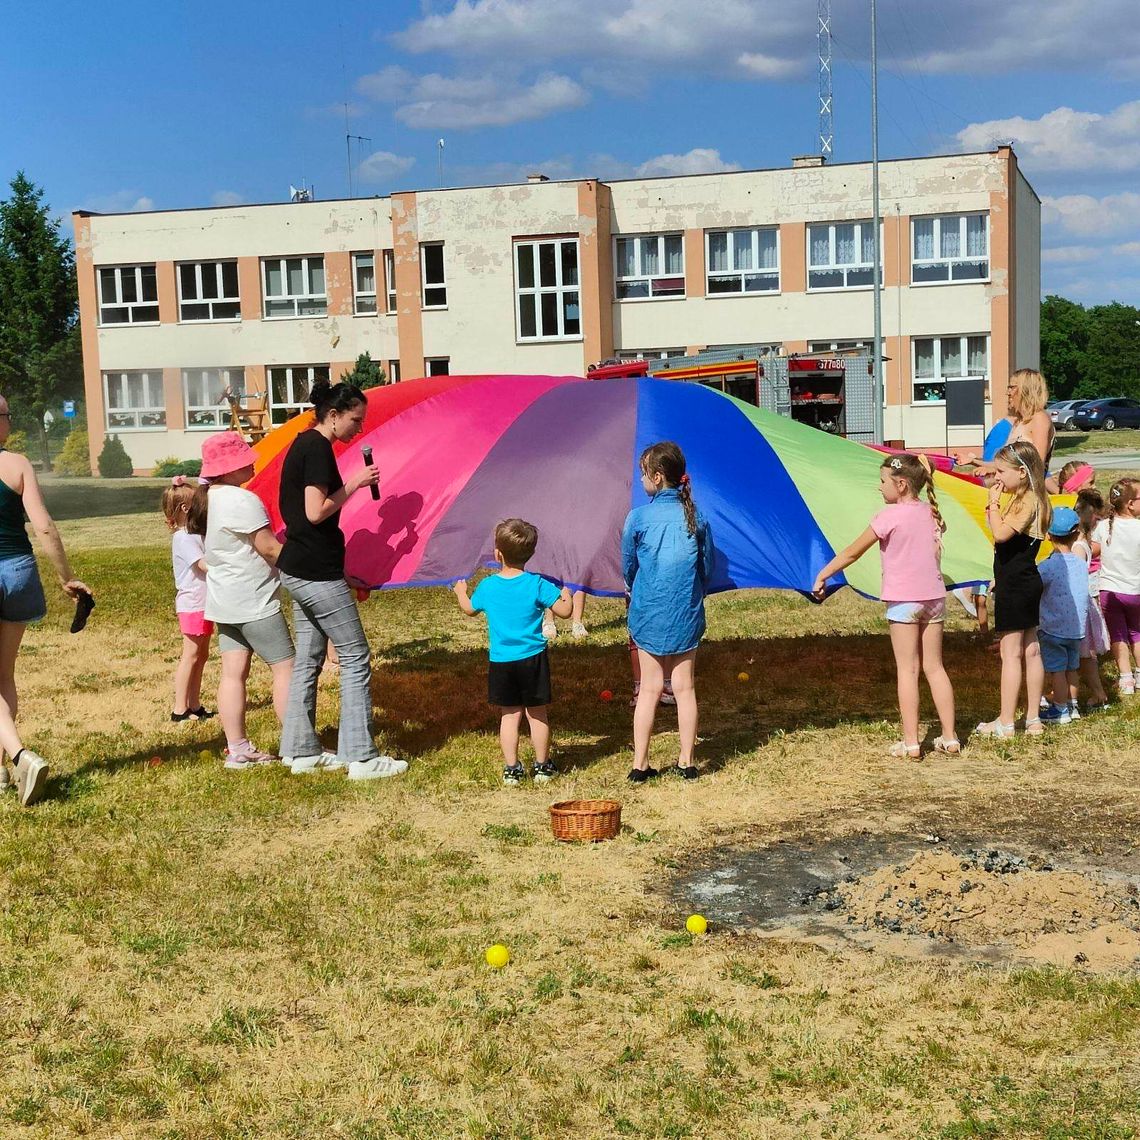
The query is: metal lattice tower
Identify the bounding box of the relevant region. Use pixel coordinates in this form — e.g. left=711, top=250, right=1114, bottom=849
left=818, top=0, right=833, bottom=157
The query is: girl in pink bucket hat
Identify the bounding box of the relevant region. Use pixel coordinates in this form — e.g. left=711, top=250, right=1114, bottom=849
left=190, top=432, right=295, bottom=769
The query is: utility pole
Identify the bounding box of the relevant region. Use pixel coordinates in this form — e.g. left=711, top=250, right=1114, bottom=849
left=870, top=0, right=884, bottom=444
left=818, top=0, right=833, bottom=157
left=438, top=138, right=445, bottom=188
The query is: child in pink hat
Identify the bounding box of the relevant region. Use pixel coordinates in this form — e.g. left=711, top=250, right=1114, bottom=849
left=192, top=432, right=295, bottom=769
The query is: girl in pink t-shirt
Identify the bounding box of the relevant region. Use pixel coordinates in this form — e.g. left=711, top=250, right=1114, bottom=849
left=812, top=454, right=958, bottom=760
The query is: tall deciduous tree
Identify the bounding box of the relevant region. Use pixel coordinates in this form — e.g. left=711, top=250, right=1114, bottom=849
left=0, top=172, right=80, bottom=469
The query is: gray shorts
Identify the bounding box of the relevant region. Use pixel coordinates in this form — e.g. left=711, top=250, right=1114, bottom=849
left=216, top=611, right=294, bottom=664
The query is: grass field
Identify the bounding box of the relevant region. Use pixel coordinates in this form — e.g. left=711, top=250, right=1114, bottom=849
left=5, top=478, right=1140, bottom=1138
left=1054, top=428, right=1140, bottom=456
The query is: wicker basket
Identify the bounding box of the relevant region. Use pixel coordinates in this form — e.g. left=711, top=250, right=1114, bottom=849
left=549, top=799, right=622, bottom=843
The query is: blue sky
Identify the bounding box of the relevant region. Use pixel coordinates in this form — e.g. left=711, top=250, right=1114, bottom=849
left=3, top=0, right=1138, bottom=304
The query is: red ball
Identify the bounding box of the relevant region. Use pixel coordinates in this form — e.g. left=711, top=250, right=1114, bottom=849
left=355, top=588, right=369, bottom=602
left=600, top=689, right=613, bottom=702
left=148, top=756, right=162, bottom=768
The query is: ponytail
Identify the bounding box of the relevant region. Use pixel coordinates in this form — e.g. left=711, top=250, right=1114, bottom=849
left=677, top=473, right=698, bottom=538
left=640, top=441, right=699, bottom=537
left=914, top=454, right=946, bottom=535
left=186, top=482, right=209, bottom=536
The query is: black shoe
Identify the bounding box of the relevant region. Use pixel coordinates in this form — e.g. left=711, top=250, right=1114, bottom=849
left=170, top=710, right=192, bottom=723
left=627, top=766, right=659, bottom=783
left=533, top=761, right=557, bottom=783
left=675, top=764, right=699, bottom=780
left=190, top=706, right=215, bottom=720
left=503, top=764, right=525, bottom=786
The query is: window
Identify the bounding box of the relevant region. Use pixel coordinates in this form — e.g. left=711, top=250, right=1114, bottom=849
left=421, top=243, right=446, bottom=308
left=178, top=261, right=240, bottom=322
left=425, top=357, right=450, bottom=376
left=614, top=233, right=684, bottom=300
left=807, top=222, right=879, bottom=290
left=388, top=360, right=401, bottom=383
left=103, top=370, right=165, bottom=430
left=616, top=348, right=686, bottom=362
left=353, top=253, right=377, bottom=315
left=183, top=367, right=246, bottom=429
left=97, top=265, right=159, bottom=324
left=268, top=364, right=328, bottom=424
left=262, top=257, right=327, bottom=318
left=515, top=238, right=581, bottom=341
left=912, top=214, right=988, bottom=283
left=707, top=229, right=779, bottom=294
left=383, top=250, right=397, bottom=313
left=912, top=335, right=989, bottom=404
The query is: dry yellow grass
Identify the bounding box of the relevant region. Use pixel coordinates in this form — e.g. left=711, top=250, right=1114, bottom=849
left=2, top=483, right=1140, bottom=1137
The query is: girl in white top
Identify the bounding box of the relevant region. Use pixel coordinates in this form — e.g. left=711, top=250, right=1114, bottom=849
left=192, top=433, right=295, bottom=769
left=162, top=477, right=214, bottom=723
left=1092, top=478, right=1140, bottom=696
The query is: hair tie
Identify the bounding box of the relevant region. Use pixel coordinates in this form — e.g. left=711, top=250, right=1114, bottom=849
left=679, top=473, right=691, bottom=486
left=197, top=476, right=210, bottom=486
left=889, top=457, right=902, bottom=470
left=170, top=475, right=187, bottom=487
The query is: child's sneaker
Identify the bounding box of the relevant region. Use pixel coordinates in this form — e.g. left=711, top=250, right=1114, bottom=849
left=347, top=755, right=407, bottom=780
left=660, top=682, right=677, bottom=707
left=224, top=746, right=276, bottom=770
left=532, top=761, right=557, bottom=783
left=13, top=750, right=47, bottom=806
left=1122, top=677, right=1136, bottom=697
left=1040, top=703, right=1072, bottom=726
left=503, top=763, right=525, bottom=786
left=542, top=619, right=557, bottom=641
left=1068, top=701, right=1082, bottom=721
left=288, top=751, right=346, bottom=774
left=571, top=621, right=588, bottom=639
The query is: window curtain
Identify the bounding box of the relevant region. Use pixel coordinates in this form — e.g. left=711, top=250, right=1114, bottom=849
left=809, top=226, right=830, bottom=266
left=913, top=218, right=935, bottom=260
left=616, top=238, right=636, bottom=278
left=940, top=220, right=960, bottom=260
left=708, top=232, right=729, bottom=273
left=914, top=339, right=936, bottom=378
left=732, top=230, right=753, bottom=271
left=860, top=224, right=875, bottom=265
left=758, top=229, right=778, bottom=269
left=835, top=224, right=856, bottom=265
left=641, top=238, right=660, bottom=276
left=966, top=215, right=987, bottom=257
left=664, top=235, right=683, bottom=274
left=967, top=336, right=988, bottom=374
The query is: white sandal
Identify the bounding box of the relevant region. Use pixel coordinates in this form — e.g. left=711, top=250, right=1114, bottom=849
left=888, top=741, right=921, bottom=760
left=975, top=719, right=1015, bottom=739
left=1024, top=716, right=1044, bottom=737
left=933, top=736, right=961, bottom=755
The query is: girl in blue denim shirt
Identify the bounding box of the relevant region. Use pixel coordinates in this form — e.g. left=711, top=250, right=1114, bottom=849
left=622, top=442, right=713, bottom=782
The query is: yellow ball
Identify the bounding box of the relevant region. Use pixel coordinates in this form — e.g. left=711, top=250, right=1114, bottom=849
left=686, top=914, right=708, bottom=935
left=737, top=672, right=750, bottom=682
left=485, top=943, right=510, bottom=969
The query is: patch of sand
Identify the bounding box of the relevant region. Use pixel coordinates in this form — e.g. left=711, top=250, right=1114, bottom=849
left=833, top=848, right=1140, bottom=970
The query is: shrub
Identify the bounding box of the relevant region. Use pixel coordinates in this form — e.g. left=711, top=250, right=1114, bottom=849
left=97, top=435, right=134, bottom=478
left=340, top=352, right=386, bottom=389
left=152, top=458, right=202, bottom=478
left=55, top=429, right=91, bottom=476
left=4, top=430, right=27, bottom=455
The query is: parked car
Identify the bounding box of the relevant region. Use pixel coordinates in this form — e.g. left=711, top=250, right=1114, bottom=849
left=1071, top=398, right=1140, bottom=431
left=1047, top=399, right=1090, bottom=429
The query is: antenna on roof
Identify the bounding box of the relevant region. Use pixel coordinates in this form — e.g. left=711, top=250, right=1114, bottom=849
left=438, top=138, right=445, bottom=188
left=818, top=0, right=833, bottom=158
left=345, top=121, right=372, bottom=198
left=290, top=184, right=313, bottom=203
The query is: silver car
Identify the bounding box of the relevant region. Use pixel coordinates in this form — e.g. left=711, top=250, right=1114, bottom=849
left=1047, top=399, right=1090, bottom=429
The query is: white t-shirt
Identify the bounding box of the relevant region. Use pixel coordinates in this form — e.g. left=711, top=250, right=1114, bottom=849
left=204, top=484, right=281, bottom=624
left=171, top=529, right=207, bottom=614
left=1093, top=516, right=1140, bottom=595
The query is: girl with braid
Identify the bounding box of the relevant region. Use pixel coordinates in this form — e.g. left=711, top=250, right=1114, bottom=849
left=622, top=442, right=713, bottom=782
left=813, top=453, right=958, bottom=759
left=1092, top=478, right=1140, bottom=696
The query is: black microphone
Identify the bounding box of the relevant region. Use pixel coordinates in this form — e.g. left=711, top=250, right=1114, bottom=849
left=361, top=446, right=380, bottom=500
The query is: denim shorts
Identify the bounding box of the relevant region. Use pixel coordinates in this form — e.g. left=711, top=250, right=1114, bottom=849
left=1039, top=630, right=1081, bottom=673
left=884, top=597, right=945, bottom=625
left=0, top=554, right=47, bottom=624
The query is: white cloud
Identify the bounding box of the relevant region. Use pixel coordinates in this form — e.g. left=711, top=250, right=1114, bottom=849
left=1114, top=241, right=1140, bottom=257
left=957, top=101, right=1140, bottom=173
left=211, top=190, right=243, bottom=207
left=1041, top=245, right=1098, bottom=264
left=633, top=148, right=741, bottom=178
left=357, top=68, right=588, bottom=129
left=82, top=190, right=154, bottom=213
left=356, top=151, right=417, bottom=185
left=1042, top=192, right=1140, bottom=238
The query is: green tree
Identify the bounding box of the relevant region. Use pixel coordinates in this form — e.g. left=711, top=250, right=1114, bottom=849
left=1081, top=302, right=1140, bottom=399
left=1040, top=295, right=1090, bottom=399
left=55, top=428, right=91, bottom=477
left=0, top=173, right=80, bottom=470
left=339, top=352, right=386, bottom=389
left=97, top=434, right=133, bottom=478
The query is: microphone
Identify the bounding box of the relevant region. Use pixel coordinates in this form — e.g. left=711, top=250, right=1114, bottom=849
left=361, top=446, right=380, bottom=500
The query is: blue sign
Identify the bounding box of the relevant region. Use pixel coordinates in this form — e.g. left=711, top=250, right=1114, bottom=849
left=63, top=401, right=76, bottom=419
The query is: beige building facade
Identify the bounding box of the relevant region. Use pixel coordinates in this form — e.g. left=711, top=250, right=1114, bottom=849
left=73, top=146, right=1039, bottom=470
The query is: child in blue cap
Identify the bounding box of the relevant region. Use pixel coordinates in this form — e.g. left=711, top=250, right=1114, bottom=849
left=1038, top=506, right=1088, bottom=726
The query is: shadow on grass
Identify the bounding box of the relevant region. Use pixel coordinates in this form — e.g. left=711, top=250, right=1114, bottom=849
left=40, top=476, right=168, bottom=521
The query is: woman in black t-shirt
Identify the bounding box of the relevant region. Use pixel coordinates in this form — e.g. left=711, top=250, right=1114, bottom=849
left=277, top=379, right=407, bottom=780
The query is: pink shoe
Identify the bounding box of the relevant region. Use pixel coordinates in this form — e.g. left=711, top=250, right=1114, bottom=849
left=223, top=745, right=276, bottom=770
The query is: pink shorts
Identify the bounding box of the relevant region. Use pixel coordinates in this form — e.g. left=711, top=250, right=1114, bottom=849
left=178, top=610, right=215, bottom=637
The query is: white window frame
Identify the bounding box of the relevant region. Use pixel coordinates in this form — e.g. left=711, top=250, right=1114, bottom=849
left=420, top=243, right=447, bottom=309
left=911, top=334, right=989, bottom=406
left=176, top=261, right=240, bottom=323
left=808, top=339, right=870, bottom=353
left=616, top=348, right=686, bottom=362
left=388, top=360, right=401, bottom=383
left=97, top=265, right=159, bottom=326
left=425, top=357, right=450, bottom=376
left=261, top=256, right=327, bottom=319
left=352, top=252, right=377, bottom=315
left=102, top=370, right=166, bottom=431
left=268, top=364, right=329, bottom=425
left=706, top=228, right=780, bottom=295
left=514, top=238, right=582, bottom=343
left=183, top=367, right=246, bottom=430
left=614, top=233, right=685, bottom=301
left=911, top=214, right=989, bottom=285
left=806, top=221, right=881, bottom=291
left=383, top=250, right=397, bottom=314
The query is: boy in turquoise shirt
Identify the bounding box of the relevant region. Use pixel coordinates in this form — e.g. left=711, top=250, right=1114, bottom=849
left=453, top=518, right=572, bottom=784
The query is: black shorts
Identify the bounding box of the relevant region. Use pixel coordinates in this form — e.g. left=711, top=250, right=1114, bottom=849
left=488, top=649, right=552, bottom=708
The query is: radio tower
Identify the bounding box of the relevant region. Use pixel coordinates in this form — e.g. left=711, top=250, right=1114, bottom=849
left=818, top=0, right=833, bottom=158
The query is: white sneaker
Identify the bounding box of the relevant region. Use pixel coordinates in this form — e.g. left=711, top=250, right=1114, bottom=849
left=347, top=755, right=408, bottom=780
left=14, top=750, right=48, bottom=806
left=571, top=621, right=588, bottom=639
left=542, top=620, right=557, bottom=641
left=1122, top=678, right=1136, bottom=697
left=289, top=751, right=346, bottom=774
